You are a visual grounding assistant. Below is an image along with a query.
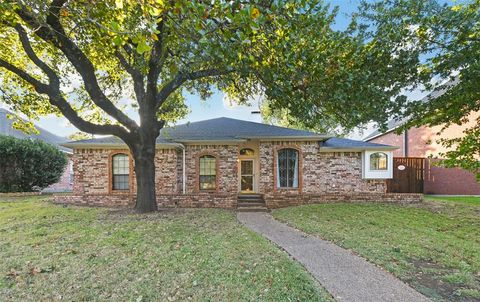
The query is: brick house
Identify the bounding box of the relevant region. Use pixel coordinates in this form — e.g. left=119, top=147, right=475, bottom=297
left=365, top=111, right=480, bottom=195
left=57, top=117, right=421, bottom=209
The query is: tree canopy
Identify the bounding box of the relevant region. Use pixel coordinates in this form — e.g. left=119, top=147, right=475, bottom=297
left=3, top=0, right=476, bottom=210
left=357, top=0, right=479, bottom=179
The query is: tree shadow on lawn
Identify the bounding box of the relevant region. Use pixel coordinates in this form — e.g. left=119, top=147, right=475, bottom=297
left=409, top=259, right=480, bottom=302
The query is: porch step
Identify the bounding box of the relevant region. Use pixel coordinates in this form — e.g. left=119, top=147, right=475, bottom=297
left=238, top=202, right=266, bottom=207
left=236, top=206, right=269, bottom=213
left=237, top=194, right=267, bottom=212
left=238, top=194, right=263, bottom=200
left=237, top=198, right=264, bottom=203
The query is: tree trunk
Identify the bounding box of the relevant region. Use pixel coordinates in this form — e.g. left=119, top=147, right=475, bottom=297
left=132, top=141, right=157, bottom=213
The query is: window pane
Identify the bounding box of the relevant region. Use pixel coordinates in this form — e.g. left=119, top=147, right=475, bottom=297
left=112, top=154, right=129, bottom=190
left=241, top=160, right=253, bottom=175
left=199, top=155, right=216, bottom=190
left=277, top=149, right=298, bottom=188
left=113, top=175, right=129, bottom=190
left=370, top=153, right=388, bottom=171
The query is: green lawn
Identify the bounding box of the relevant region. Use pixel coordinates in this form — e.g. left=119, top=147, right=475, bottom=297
left=0, top=196, right=332, bottom=302
left=425, top=195, right=480, bottom=206
left=273, top=198, right=480, bottom=302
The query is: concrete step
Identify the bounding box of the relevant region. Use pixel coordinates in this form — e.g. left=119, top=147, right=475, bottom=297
left=238, top=202, right=266, bottom=207
left=237, top=198, right=264, bottom=203
left=238, top=194, right=263, bottom=199
left=236, top=206, right=269, bottom=212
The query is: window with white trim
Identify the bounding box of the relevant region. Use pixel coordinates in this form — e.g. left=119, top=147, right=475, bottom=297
left=199, top=155, right=216, bottom=190
left=112, top=154, right=129, bottom=190
left=277, top=148, right=299, bottom=188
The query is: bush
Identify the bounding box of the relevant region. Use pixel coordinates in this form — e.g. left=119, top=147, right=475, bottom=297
left=0, top=135, right=67, bottom=192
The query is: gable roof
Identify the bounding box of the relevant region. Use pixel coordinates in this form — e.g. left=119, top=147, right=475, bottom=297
left=363, top=117, right=408, bottom=141
left=63, top=117, right=395, bottom=151
left=0, top=109, right=71, bottom=153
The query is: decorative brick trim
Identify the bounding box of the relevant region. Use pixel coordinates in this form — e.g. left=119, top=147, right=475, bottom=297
left=53, top=192, right=237, bottom=209
left=264, top=193, right=423, bottom=209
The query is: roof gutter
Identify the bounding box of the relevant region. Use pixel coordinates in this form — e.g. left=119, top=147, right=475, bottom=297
left=247, top=135, right=333, bottom=141
left=61, top=142, right=179, bottom=149
left=318, top=146, right=399, bottom=152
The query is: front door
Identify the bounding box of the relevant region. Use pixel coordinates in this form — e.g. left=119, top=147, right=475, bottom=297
left=240, top=159, right=255, bottom=192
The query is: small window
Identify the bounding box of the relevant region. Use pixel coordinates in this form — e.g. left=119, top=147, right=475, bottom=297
left=370, top=152, right=388, bottom=171
left=240, top=148, right=255, bottom=156
left=112, top=154, right=129, bottom=190
left=277, top=148, right=299, bottom=188
left=199, top=155, right=216, bottom=190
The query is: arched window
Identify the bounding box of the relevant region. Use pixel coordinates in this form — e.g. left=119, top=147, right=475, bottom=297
left=112, top=154, right=130, bottom=190
left=277, top=148, right=299, bottom=188
left=370, top=152, right=388, bottom=171
left=199, top=155, right=216, bottom=190
left=240, top=148, right=255, bottom=156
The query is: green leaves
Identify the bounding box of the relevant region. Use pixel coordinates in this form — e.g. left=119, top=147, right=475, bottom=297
left=359, top=0, right=480, bottom=180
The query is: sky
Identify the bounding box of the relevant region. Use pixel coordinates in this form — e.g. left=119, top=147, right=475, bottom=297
left=0, top=0, right=429, bottom=139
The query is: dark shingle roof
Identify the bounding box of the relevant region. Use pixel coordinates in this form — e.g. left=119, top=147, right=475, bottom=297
left=0, top=109, right=71, bottom=153
left=322, top=137, right=396, bottom=150
left=159, top=117, right=328, bottom=141
left=64, top=117, right=395, bottom=150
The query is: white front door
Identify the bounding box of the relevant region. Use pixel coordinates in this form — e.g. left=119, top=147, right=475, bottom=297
left=240, top=159, right=255, bottom=193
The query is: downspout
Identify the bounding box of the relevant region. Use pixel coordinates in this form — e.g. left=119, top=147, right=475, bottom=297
left=182, top=146, right=186, bottom=194
left=403, top=130, right=409, bottom=157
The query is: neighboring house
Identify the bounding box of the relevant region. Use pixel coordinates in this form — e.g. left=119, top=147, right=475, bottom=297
left=0, top=108, right=73, bottom=192
left=57, top=117, right=421, bottom=209
left=364, top=111, right=480, bottom=195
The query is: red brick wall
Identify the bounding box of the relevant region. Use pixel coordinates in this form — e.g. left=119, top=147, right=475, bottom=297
left=258, top=141, right=386, bottom=197
left=265, top=193, right=423, bottom=209
left=184, top=144, right=239, bottom=193
left=55, top=143, right=405, bottom=208
left=368, top=115, right=480, bottom=195
left=424, top=160, right=480, bottom=195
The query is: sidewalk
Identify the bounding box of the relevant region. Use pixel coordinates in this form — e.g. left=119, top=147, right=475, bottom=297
left=237, top=212, right=431, bottom=302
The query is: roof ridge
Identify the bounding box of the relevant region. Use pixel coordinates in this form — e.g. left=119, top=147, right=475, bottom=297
left=164, top=116, right=328, bottom=136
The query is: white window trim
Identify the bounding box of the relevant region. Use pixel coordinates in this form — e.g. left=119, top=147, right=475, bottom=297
left=362, top=150, right=393, bottom=179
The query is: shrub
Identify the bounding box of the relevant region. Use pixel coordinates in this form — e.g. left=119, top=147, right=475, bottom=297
left=0, top=135, right=67, bottom=192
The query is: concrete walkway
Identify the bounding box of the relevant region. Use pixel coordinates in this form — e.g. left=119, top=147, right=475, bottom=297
left=237, top=212, right=430, bottom=302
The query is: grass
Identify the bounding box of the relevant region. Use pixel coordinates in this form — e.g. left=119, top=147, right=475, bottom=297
left=273, top=198, right=480, bottom=302
left=425, top=195, right=480, bottom=206
left=0, top=196, right=332, bottom=302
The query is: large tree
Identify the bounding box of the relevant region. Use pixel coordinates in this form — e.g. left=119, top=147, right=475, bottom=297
left=355, top=0, right=480, bottom=180
left=0, top=0, right=413, bottom=212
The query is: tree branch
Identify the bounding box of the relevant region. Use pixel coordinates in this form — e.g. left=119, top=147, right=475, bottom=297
left=155, top=68, right=234, bottom=111
left=114, top=50, right=145, bottom=104
left=0, top=58, right=129, bottom=138
left=14, top=24, right=60, bottom=87
left=0, top=58, right=50, bottom=93
left=146, top=16, right=166, bottom=105
left=15, top=2, right=139, bottom=131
